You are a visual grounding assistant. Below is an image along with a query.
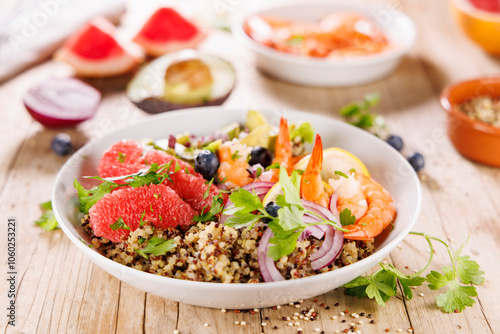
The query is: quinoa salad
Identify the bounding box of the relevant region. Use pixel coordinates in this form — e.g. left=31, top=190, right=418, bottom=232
left=75, top=110, right=395, bottom=283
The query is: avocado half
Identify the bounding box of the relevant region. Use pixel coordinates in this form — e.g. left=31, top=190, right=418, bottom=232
left=127, top=50, right=236, bottom=114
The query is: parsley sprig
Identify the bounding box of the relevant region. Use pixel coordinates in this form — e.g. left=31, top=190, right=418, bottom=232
left=35, top=201, right=59, bottom=231
left=74, top=163, right=173, bottom=214
left=343, top=232, right=485, bottom=313
left=339, top=92, right=386, bottom=136
left=223, top=166, right=348, bottom=261
left=135, top=236, right=176, bottom=258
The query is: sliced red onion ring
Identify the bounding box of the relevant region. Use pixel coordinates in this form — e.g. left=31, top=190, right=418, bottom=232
left=301, top=199, right=339, bottom=224
left=298, top=225, right=325, bottom=241
left=257, top=228, right=285, bottom=282
left=329, top=193, right=339, bottom=219
left=310, top=225, right=344, bottom=270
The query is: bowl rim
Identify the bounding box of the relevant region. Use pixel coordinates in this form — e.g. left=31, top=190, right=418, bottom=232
left=231, top=1, right=417, bottom=67
left=451, top=0, right=500, bottom=22
left=440, top=76, right=500, bottom=136
left=52, top=106, right=422, bottom=292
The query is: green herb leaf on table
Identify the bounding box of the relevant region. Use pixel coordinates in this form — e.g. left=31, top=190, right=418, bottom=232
left=135, top=236, right=176, bottom=258
left=35, top=201, right=59, bottom=231
left=339, top=92, right=386, bottom=136
left=342, top=232, right=485, bottom=313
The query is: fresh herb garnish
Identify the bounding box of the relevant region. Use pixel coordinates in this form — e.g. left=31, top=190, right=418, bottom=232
left=224, top=166, right=348, bottom=260
left=135, top=237, right=176, bottom=258
left=117, top=152, right=127, bottom=163
left=35, top=201, right=59, bottom=231
left=339, top=93, right=386, bottom=136
left=202, top=179, right=214, bottom=200
left=335, top=171, right=349, bottom=179
left=265, top=162, right=281, bottom=170
left=343, top=232, right=485, bottom=313
left=255, top=167, right=263, bottom=179
left=339, top=208, right=356, bottom=226
left=231, top=150, right=241, bottom=161
left=287, top=34, right=304, bottom=46
left=74, top=163, right=173, bottom=214
left=193, top=193, right=225, bottom=222
left=110, top=217, right=130, bottom=230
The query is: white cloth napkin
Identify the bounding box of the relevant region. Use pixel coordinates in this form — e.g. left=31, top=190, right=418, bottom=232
left=0, top=0, right=126, bottom=83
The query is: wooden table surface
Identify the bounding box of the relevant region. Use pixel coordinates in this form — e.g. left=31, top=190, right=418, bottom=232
left=1, top=1, right=500, bottom=333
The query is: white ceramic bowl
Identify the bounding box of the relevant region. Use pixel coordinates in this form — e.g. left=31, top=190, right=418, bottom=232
left=232, top=2, right=417, bottom=87
left=52, top=107, right=421, bottom=309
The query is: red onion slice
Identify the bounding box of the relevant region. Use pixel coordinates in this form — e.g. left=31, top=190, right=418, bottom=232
left=310, top=225, right=344, bottom=270
left=257, top=228, right=285, bottom=282
left=298, top=225, right=325, bottom=241
left=301, top=199, right=339, bottom=224
left=329, top=193, right=339, bottom=219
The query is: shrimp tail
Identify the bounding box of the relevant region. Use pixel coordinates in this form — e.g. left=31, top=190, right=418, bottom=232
left=271, top=117, right=293, bottom=183
left=300, top=134, right=329, bottom=207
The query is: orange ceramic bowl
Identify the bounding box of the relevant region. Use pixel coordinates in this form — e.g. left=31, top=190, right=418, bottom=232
left=450, top=0, right=500, bottom=55
left=441, top=77, right=500, bottom=167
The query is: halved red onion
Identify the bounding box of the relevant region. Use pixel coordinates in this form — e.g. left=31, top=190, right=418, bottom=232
left=329, top=193, right=339, bottom=219
left=298, top=225, right=325, bottom=241
left=310, top=225, right=344, bottom=270
left=257, top=228, right=285, bottom=282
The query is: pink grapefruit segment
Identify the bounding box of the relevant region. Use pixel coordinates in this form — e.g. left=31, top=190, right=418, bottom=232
left=56, top=17, right=143, bottom=77
left=89, top=183, right=195, bottom=242
left=133, top=7, right=206, bottom=57
left=143, top=149, right=200, bottom=177
left=98, top=140, right=145, bottom=180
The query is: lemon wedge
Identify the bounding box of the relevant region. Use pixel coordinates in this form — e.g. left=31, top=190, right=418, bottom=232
left=262, top=182, right=283, bottom=207
left=294, top=147, right=369, bottom=181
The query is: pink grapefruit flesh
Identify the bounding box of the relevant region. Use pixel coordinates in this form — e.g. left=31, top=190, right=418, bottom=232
left=98, top=140, right=145, bottom=180
left=133, top=8, right=206, bottom=57
left=468, top=0, right=500, bottom=12
left=57, top=17, right=142, bottom=77
left=89, top=183, right=195, bottom=242
left=143, top=150, right=200, bottom=177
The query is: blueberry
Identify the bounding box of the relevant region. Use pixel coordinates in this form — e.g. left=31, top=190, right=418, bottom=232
left=248, top=146, right=273, bottom=168
left=195, top=150, right=219, bottom=180
left=386, top=135, right=404, bottom=152
left=51, top=133, right=73, bottom=156
left=407, top=152, right=425, bottom=172
left=262, top=202, right=281, bottom=223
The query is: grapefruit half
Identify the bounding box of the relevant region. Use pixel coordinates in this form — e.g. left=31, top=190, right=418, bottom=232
left=133, top=8, right=206, bottom=57
left=56, top=17, right=143, bottom=77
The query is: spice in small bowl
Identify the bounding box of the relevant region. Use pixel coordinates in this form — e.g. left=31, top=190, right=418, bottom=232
left=456, top=96, right=500, bottom=128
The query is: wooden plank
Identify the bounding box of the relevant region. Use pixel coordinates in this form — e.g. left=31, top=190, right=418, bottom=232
left=144, top=295, right=178, bottom=334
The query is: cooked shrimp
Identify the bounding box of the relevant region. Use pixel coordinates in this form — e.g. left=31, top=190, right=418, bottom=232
left=343, top=173, right=396, bottom=241
left=329, top=172, right=368, bottom=220
left=301, top=134, right=329, bottom=207
left=217, top=142, right=254, bottom=188
left=270, top=117, right=293, bottom=183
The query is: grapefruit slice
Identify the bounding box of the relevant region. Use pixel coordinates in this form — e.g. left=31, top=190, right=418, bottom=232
left=98, top=140, right=145, bottom=179
left=89, top=183, right=195, bottom=242
left=56, top=17, right=143, bottom=77
left=133, top=8, right=206, bottom=57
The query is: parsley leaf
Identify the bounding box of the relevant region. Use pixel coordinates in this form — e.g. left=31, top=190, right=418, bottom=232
left=290, top=122, right=314, bottom=143
left=74, top=178, right=120, bottom=214
left=135, top=237, right=176, bottom=258
left=231, top=150, right=241, bottom=161
left=339, top=93, right=386, bottom=136
left=339, top=208, right=356, bottom=226
left=35, top=201, right=59, bottom=231
left=225, top=211, right=262, bottom=229
left=117, top=152, right=126, bottom=163
left=227, top=188, right=264, bottom=213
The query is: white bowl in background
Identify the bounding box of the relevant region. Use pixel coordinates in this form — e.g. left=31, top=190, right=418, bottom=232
left=52, top=107, right=421, bottom=309
left=232, top=2, right=417, bottom=87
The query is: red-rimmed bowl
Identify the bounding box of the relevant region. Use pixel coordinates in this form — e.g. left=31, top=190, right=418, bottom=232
left=441, top=77, right=500, bottom=167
